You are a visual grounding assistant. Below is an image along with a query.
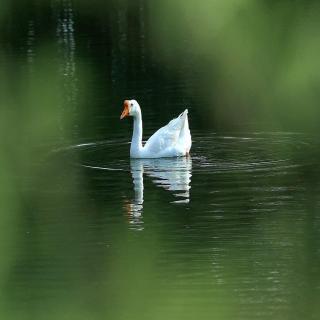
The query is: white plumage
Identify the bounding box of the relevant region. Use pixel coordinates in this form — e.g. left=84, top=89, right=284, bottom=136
left=120, top=99, right=192, bottom=158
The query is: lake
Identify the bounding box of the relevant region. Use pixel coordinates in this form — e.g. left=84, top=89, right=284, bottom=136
left=1, top=1, right=320, bottom=320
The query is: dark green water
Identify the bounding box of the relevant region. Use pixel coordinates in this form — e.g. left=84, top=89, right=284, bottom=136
left=1, top=1, right=320, bottom=320
left=5, top=130, right=319, bottom=320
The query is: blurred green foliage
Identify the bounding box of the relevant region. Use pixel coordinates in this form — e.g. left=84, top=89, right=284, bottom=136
left=0, top=1, right=320, bottom=319
left=150, top=0, right=320, bottom=130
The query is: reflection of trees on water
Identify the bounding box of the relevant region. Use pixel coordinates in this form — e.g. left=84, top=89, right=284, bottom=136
left=26, top=20, right=35, bottom=70
left=54, top=0, right=78, bottom=139
left=3, top=0, right=193, bottom=138
left=56, top=0, right=76, bottom=80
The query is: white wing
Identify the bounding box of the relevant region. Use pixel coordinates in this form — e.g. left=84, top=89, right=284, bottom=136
left=144, top=110, right=190, bottom=155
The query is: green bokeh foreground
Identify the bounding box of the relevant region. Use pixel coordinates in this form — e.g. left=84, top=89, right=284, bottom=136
left=1, top=1, right=320, bottom=319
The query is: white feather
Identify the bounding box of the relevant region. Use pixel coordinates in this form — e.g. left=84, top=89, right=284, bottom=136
left=123, top=100, right=192, bottom=158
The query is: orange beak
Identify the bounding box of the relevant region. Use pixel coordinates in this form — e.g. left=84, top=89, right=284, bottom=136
left=120, top=100, right=130, bottom=120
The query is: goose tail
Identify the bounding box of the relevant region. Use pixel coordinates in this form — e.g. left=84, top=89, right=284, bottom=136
left=179, top=109, right=189, bottom=138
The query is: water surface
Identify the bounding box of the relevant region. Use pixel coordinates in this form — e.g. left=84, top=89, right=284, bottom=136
left=1, top=1, right=320, bottom=320
left=26, top=130, right=317, bottom=320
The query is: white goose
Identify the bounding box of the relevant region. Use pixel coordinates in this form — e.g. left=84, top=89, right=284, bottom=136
left=120, top=99, right=192, bottom=158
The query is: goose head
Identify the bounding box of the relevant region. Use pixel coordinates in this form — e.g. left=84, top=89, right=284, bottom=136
left=120, top=99, right=141, bottom=119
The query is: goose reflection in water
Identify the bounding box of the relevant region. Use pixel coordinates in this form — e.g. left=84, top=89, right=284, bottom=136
left=125, top=157, right=192, bottom=230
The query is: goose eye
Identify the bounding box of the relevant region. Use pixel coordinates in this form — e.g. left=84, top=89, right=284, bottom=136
left=131, top=103, right=134, bottom=107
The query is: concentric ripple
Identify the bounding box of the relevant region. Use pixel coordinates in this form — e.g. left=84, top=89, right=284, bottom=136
left=55, top=131, right=313, bottom=175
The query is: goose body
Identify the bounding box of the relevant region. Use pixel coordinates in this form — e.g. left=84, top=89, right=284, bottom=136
left=120, top=100, right=192, bottom=158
